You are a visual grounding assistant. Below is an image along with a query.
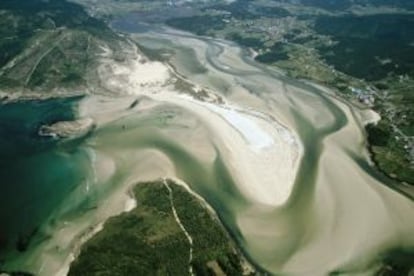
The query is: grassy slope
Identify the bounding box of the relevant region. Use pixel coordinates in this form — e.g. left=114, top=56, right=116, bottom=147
left=0, top=0, right=118, bottom=92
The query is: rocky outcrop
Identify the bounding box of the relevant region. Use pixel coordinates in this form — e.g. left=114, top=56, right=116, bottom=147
left=38, top=117, right=95, bottom=140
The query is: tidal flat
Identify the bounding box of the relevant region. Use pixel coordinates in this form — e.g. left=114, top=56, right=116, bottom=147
left=0, top=18, right=413, bottom=276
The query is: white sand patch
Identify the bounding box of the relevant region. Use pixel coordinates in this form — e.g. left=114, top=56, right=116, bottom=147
left=94, top=47, right=302, bottom=206
left=95, top=40, right=171, bottom=96
left=124, top=196, right=137, bottom=212
left=97, top=47, right=171, bottom=94
left=98, top=59, right=170, bottom=94
left=207, top=104, right=274, bottom=151
left=147, top=91, right=300, bottom=207
left=93, top=48, right=302, bottom=207
left=98, top=45, right=113, bottom=58
left=360, top=109, right=381, bottom=125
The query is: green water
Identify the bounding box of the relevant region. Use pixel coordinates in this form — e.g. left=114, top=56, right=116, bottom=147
left=0, top=96, right=91, bottom=255
left=1, top=22, right=413, bottom=274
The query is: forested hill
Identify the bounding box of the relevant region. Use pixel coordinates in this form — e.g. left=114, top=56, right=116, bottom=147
left=0, top=0, right=118, bottom=92
left=294, top=0, right=414, bottom=10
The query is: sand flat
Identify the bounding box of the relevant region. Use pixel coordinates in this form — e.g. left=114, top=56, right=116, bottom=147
left=6, top=26, right=414, bottom=276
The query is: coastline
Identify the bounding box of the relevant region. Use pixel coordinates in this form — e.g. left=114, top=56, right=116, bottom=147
left=292, top=75, right=414, bottom=193
left=56, top=184, right=140, bottom=276
left=1, top=12, right=413, bottom=275
left=70, top=178, right=257, bottom=275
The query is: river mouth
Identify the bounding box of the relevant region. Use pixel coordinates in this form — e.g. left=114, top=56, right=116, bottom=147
left=88, top=20, right=414, bottom=274
left=1, top=18, right=413, bottom=275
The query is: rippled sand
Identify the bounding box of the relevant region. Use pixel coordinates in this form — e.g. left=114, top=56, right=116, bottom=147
left=5, top=25, right=414, bottom=275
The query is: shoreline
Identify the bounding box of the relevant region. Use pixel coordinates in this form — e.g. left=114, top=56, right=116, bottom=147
left=1, top=15, right=413, bottom=275
left=56, top=185, right=140, bottom=276
left=89, top=36, right=303, bottom=207
left=65, top=178, right=259, bottom=275
left=299, top=80, right=414, bottom=192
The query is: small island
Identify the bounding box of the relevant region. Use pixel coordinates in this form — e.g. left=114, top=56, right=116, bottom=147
left=38, top=117, right=95, bottom=140
left=69, top=179, right=255, bottom=275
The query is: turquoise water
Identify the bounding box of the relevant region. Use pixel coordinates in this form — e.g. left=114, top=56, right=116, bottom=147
left=0, top=96, right=91, bottom=255
left=0, top=20, right=413, bottom=274
left=0, top=97, right=78, bottom=157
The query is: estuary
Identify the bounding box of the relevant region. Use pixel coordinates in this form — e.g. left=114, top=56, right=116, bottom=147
left=1, top=19, right=413, bottom=276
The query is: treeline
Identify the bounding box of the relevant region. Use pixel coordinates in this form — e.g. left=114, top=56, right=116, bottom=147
left=314, top=14, right=414, bottom=81
left=170, top=181, right=247, bottom=275
left=69, top=181, right=254, bottom=275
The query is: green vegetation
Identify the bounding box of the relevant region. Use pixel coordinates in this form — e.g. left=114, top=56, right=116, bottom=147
left=0, top=0, right=119, bottom=91
left=226, top=33, right=263, bottom=50
left=310, top=14, right=414, bottom=184
left=69, top=180, right=253, bottom=275
left=166, top=0, right=290, bottom=36
left=26, top=32, right=89, bottom=89
left=314, top=14, right=414, bottom=81
left=207, top=0, right=259, bottom=20
left=375, top=249, right=414, bottom=276
left=253, top=6, right=290, bottom=18
left=367, top=121, right=414, bottom=184
left=0, top=271, right=33, bottom=276
left=0, top=0, right=109, bottom=66
left=255, top=42, right=289, bottom=63
left=69, top=181, right=188, bottom=275
left=166, top=15, right=226, bottom=36
left=168, top=182, right=247, bottom=275
left=299, top=0, right=414, bottom=11
left=163, top=1, right=414, bottom=185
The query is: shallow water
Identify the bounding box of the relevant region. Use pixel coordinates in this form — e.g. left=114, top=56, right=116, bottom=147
left=0, top=97, right=93, bottom=254
left=0, top=20, right=413, bottom=275
left=115, top=23, right=414, bottom=274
